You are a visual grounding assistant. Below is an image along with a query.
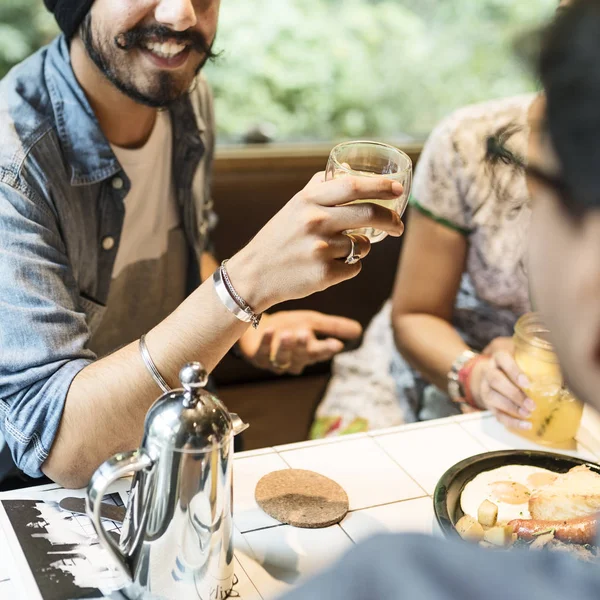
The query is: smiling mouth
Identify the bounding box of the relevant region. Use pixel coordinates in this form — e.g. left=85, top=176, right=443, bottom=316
left=142, top=40, right=191, bottom=60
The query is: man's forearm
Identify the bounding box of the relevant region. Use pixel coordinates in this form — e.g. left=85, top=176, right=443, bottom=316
left=42, top=259, right=254, bottom=488
left=40, top=170, right=407, bottom=488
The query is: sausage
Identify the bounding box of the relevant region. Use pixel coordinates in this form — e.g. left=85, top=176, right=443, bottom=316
left=508, top=514, right=598, bottom=545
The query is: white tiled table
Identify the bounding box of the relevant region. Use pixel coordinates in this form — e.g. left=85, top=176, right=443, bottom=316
left=2, top=410, right=600, bottom=600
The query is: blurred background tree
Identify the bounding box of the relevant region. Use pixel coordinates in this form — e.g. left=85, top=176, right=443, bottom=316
left=0, top=0, right=554, bottom=143
left=0, top=0, right=56, bottom=78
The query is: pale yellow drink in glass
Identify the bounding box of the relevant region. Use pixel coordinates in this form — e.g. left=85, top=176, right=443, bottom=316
left=333, top=170, right=402, bottom=239
left=326, top=141, right=412, bottom=243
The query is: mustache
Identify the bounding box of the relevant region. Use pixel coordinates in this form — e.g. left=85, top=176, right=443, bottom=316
left=115, top=24, right=220, bottom=60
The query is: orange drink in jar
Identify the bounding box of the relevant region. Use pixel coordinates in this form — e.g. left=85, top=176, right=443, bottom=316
left=512, top=313, right=583, bottom=445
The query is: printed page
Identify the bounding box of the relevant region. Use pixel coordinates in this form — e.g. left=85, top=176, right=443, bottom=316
left=0, top=481, right=130, bottom=600
left=0, top=481, right=263, bottom=599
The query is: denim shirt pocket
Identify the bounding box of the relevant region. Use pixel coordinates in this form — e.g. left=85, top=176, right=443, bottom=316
left=78, top=293, right=107, bottom=338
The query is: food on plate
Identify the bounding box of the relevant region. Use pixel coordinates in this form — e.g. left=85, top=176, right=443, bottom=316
left=483, top=525, right=514, bottom=547
left=529, top=465, right=600, bottom=520
left=477, top=499, right=499, bottom=527
left=456, top=463, right=600, bottom=559
left=460, top=465, right=556, bottom=524
left=455, top=515, right=484, bottom=542
left=529, top=531, right=555, bottom=550
left=509, top=513, right=598, bottom=545
left=546, top=539, right=598, bottom=562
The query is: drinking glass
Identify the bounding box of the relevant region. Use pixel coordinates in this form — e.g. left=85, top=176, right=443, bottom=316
left=326, top=141, right=412, bottom=243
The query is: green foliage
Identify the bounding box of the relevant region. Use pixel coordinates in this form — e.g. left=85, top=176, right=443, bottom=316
left=0, top=0, right=57, bottom=78
left=0, top=0, right=555, bottom=142
left=206, top=0, right=556, bottom=142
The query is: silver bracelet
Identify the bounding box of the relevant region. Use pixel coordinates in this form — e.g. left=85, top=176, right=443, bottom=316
left=139, top=334, right=172, bottom=393
left=447, top=349, right=478, bottom=402
left=213, top=261, right=262, bottom=329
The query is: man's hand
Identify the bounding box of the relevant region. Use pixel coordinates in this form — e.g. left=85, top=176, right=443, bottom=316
left=226, top=172, right=404, bottom=315
left=237, top=310, right=362, bottom=375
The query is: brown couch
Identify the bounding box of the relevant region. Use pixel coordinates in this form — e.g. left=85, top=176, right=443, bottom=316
left=210, top=144, right=420, bottom=450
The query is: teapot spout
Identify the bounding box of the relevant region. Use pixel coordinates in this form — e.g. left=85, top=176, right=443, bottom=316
left=230, top=413, right=249, bottom=436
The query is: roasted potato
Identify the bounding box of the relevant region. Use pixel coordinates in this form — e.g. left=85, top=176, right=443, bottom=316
left=477, top=500, right=498, bottom=527
left=456, top=515, right=485, bottom=543
left=483, top=525, right=514, bottom=547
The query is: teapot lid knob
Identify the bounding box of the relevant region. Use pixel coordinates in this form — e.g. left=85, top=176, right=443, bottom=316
left=179, top=362, right=209, bottom=407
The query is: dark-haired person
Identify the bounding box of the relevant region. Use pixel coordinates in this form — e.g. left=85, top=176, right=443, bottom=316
left=0, top=0, right=405, bottom=488
left=283, top=2, right=600, bottom=598
left=312, top=2, right=569, bottom=439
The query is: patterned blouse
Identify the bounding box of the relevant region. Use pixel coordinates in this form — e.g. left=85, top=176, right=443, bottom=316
left=312, top=94, right=535, bottom=438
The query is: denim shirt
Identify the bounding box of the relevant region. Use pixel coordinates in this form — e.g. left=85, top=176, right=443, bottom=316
left=0, top=36, right=216, bottom=478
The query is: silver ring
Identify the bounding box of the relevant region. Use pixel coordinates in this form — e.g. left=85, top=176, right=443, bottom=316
left=270, top=357, right=292, bottom=370
left=344, top=234, right=361, bottom=265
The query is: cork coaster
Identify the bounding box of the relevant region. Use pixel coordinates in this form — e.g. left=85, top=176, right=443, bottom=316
left=255, top=469, right=349, bottom=528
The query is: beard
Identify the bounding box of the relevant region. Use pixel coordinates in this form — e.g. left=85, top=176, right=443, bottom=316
left=80, top=14, right=218, bottom=108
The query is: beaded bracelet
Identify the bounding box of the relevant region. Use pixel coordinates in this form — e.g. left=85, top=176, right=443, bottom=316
left=459, top=355, right=488, bottom=409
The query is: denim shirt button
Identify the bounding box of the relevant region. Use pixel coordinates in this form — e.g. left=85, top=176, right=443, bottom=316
left=111, top=176, right=124, bottom=190
left=102, top=236, right=116, bottom=251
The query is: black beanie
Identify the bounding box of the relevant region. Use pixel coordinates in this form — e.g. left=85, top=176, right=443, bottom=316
left=44, top=0, right=95, bottom=39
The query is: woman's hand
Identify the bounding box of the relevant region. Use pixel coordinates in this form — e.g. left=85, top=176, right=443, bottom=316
left=469, top=344, right=535, bottom=430
left=226, top=172, right=404, bottom=314
left=482, top=336, right=515, bottom=357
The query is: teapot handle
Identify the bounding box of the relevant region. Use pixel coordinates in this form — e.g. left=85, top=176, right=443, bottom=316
left=86, top=449, right=154, bottom=579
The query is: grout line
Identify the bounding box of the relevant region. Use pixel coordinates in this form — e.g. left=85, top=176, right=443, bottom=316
left=572, top=437, right=592, bottom=455
left=452, top=411, right=494, bottom=423
left=233, top=556, right=265, bottom=600
left=346, top=494, right=430, bottom=514
left=274, top=435, right=369, bottom=454
left=573, top=432, right=600, bottom=460
left=234, top=451, right=279, bottom=463
left=268, top=415, right=493, bottom=455
left=369, top=422, right=450, bottom=438
left=337, top=523, right=356, bottom=545
left=456, top=421, right=493, bottom=452
left=238, top=522, right=286, bottom=535
left=371, top=419, right=467, bottom=441
left=371, top=436, right=428, bottom=497
left=458, top=419, right=596, bottom=460
left=274, top=450, right=293, bottom=468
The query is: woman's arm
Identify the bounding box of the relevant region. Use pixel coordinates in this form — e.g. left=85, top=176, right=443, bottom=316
left=391, top=208, right=469, bottom=391
left=391, top=209, right=533, bottom=429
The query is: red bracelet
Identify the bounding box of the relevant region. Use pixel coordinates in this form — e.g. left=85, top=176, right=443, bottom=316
left=459, top=355, right=488, bottom=409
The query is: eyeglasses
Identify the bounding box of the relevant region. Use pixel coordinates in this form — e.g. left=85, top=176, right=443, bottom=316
left=524, top=163, right=570, bottom=199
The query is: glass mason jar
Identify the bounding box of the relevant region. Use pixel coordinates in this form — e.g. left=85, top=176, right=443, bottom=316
left=512, top=313, right=583, bottom=445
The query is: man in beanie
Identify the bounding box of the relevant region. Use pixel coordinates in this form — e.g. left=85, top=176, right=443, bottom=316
left=0, top=1, right=404, bottom=487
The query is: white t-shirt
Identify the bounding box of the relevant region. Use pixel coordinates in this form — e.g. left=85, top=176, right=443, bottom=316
left=89, top=112, right=188, bottom=357
left=111, top=111, right=180, bottom=278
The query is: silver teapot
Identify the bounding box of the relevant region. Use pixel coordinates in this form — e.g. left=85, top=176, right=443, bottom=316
left=86, top=362, right=248, bottom=599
